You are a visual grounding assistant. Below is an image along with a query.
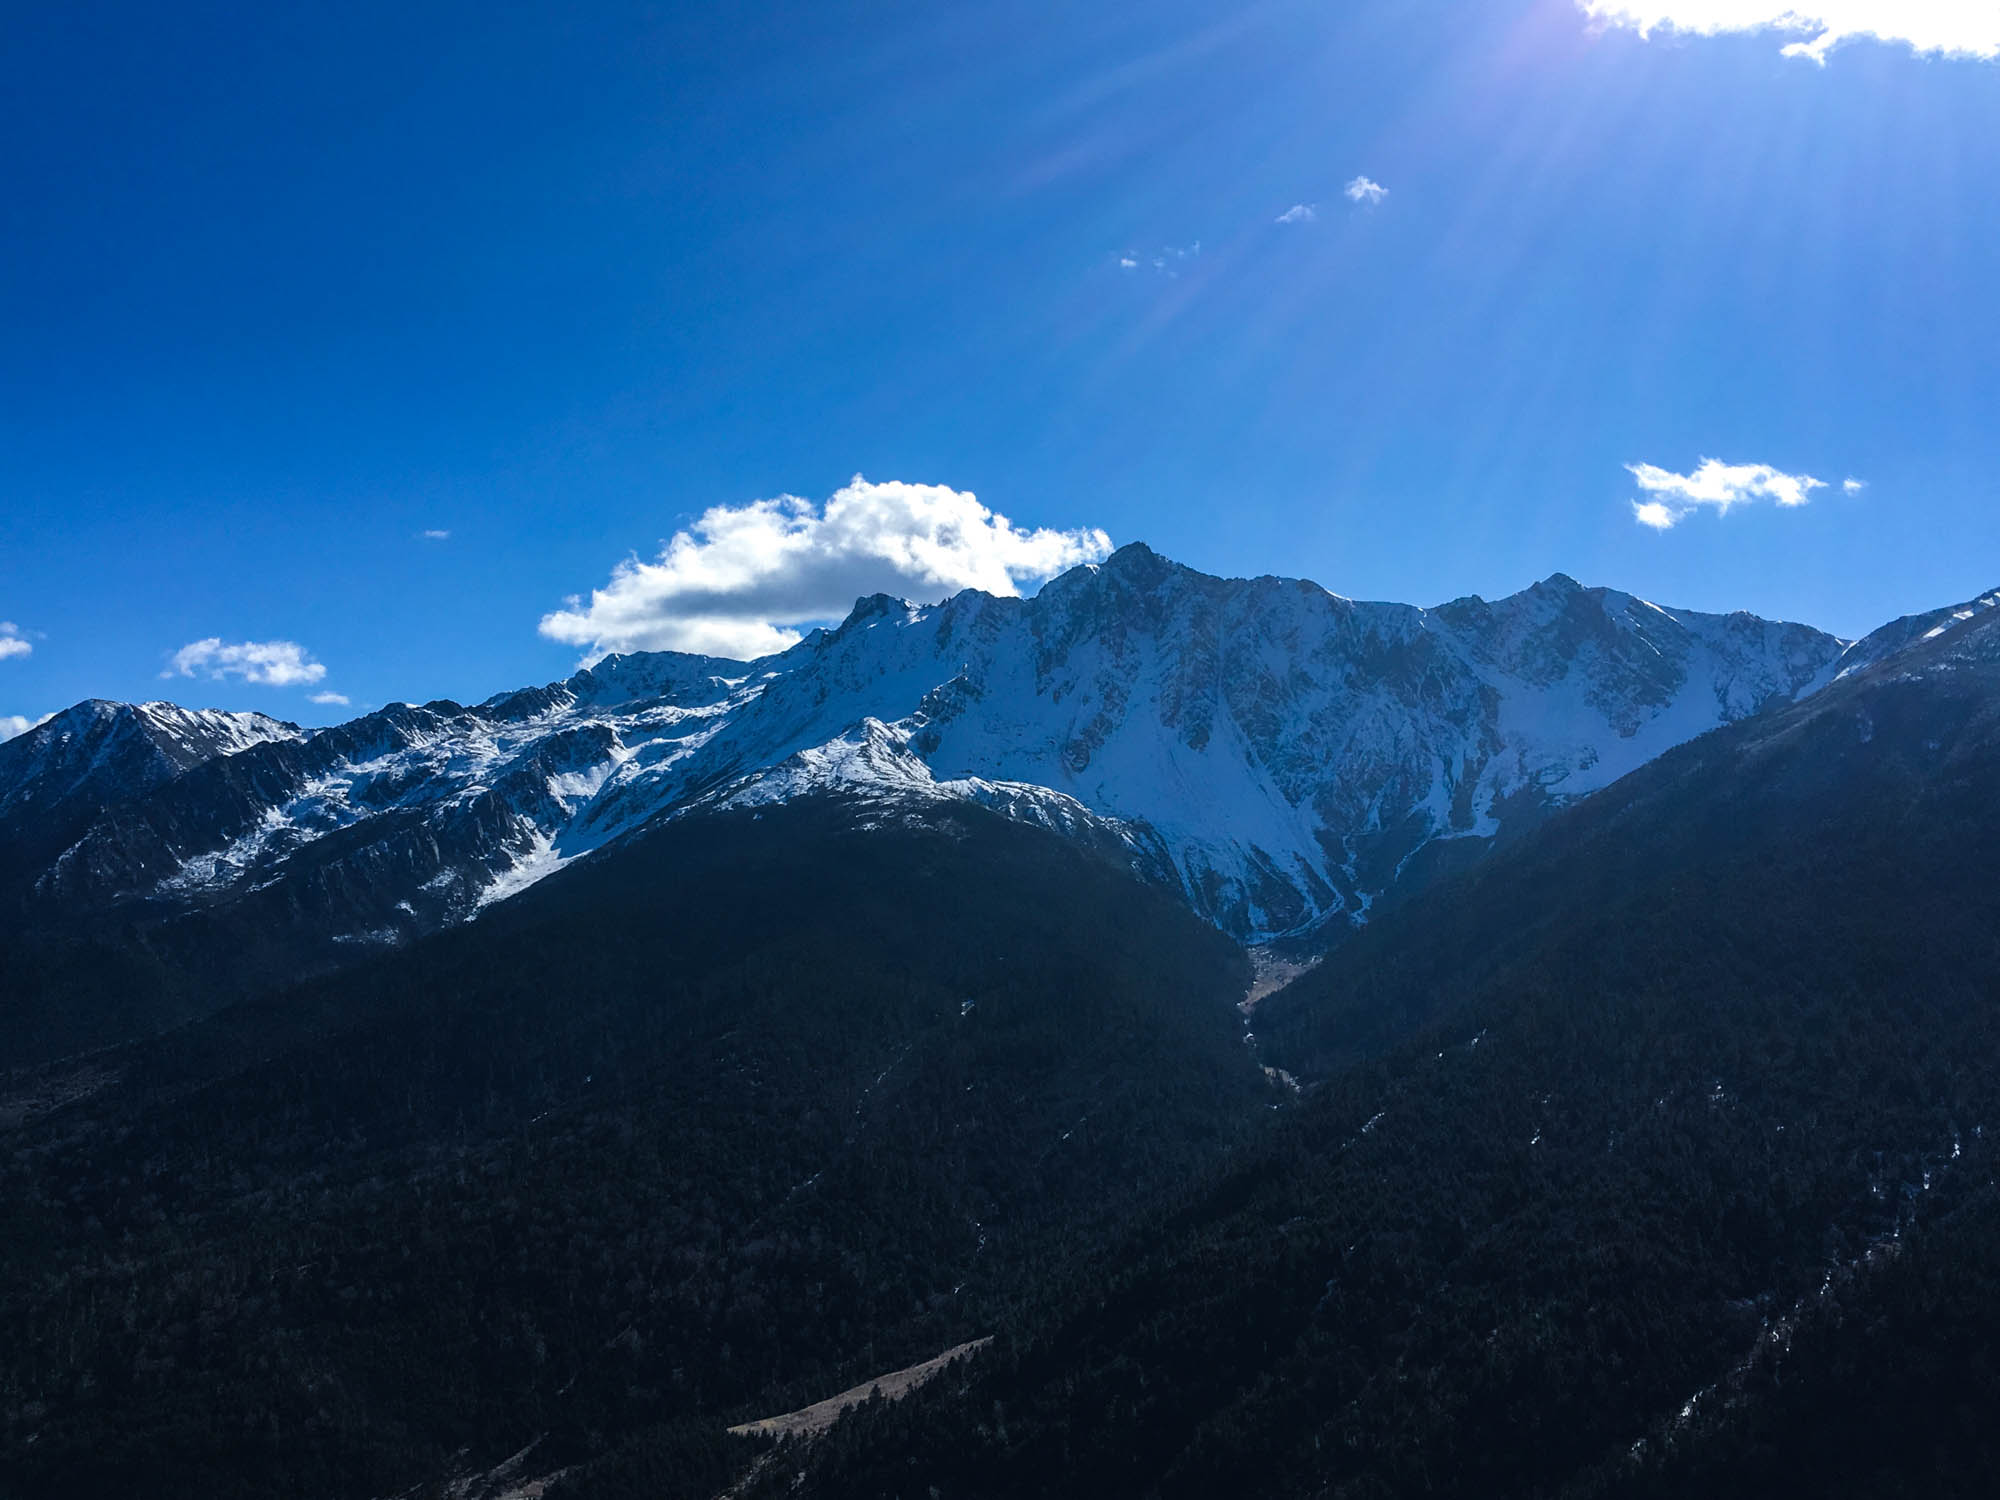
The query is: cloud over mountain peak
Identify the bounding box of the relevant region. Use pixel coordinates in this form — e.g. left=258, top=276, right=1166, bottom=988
left=539, top=476, right=1112, bottom=662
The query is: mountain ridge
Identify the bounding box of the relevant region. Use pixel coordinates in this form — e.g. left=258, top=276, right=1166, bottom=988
left=5, top=551, right=1985, bottom=992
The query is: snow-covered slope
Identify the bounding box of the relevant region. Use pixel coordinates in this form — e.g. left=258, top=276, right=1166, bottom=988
left=1814, top=587, right=2000, bottom=685
left=11, top=547, right=1887, bottom=945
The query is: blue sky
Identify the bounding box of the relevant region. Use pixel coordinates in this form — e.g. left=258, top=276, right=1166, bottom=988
left=3, top=0, right=1997, bottom=729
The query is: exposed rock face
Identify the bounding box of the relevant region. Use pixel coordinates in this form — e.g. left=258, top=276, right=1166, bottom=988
left=0, top=701, right=299, bottom=878
left=5, top=547, right=1892, bottom=949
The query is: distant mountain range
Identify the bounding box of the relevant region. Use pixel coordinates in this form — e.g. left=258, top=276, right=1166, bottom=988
left=8, top=548, right=1990, bottom=992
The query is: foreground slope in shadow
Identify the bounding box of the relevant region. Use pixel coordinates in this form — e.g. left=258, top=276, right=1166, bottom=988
left=0, top=800, right=1261, bottom=1500
left=762, top=607, right=2000, bottom=1498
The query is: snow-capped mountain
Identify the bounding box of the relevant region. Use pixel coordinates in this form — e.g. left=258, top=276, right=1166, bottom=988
left=11, top=546, right=1971, bottom=949
left=0, top=700, right=300, bottom=878
left=0, top=700, right=299, bottom=817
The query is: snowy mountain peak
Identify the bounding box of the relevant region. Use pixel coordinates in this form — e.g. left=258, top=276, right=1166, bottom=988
left=840, top=593, right=918, bottom=630
left=1096, top=538, right=1174, bottom=579
left=569, top=650, right=753, bottom=709
left=0, top=700, right=298, bottom=816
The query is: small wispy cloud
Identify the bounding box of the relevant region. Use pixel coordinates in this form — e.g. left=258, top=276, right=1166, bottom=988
left=1274, top=203, right=1317, bottom=225
left=308, top=690, right=351, bottom=706
left=0, top=622, right=31, bottom=661
left=1345, top=176, right=1389, bottom=206
left=1118, top=243, right=1202, bottom=280
left=165, top=638, right=328, bottom=687
left=1578, top=3, right=2000, bottom=64
left=420, top=529, right=452, bottom=541
left=1843, top=477, right=1868, bottom=494
left=1, top=712, right=53, bottom=742
left=1626, top=458, right=1826, bottom=529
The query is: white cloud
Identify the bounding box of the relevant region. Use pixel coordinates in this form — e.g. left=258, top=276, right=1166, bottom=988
left=1344, top=176, right=1388, bottom=206
left=1115, top=243, right=1201, bottom=278
left=309, top=690, right=351, bottom=706
left=1275, top=203, right=1317, bottom=224
left=165, top=638, right=328, bottom=687
left=1, top=712, right=52, bottom=742
left=539, top=475, right=1113, bottom=663
left=1625, top=457, right=1826, bottom=528
left=420, top=529, right=452, bottom=541
left=1579, top=3, right=2000, bottom=63
left=1843, top=477, right=1867, bottom=494
left=0, top=622, right=30, bottom=661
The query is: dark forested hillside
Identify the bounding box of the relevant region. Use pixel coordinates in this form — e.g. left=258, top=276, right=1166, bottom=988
left=0, top=799, right=1263, bottom=1499
left=749, top=615, right=2000, bottom=1499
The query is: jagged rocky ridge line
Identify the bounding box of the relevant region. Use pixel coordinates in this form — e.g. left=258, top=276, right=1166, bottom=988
left=3, top=547, right=1991, bottom=948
